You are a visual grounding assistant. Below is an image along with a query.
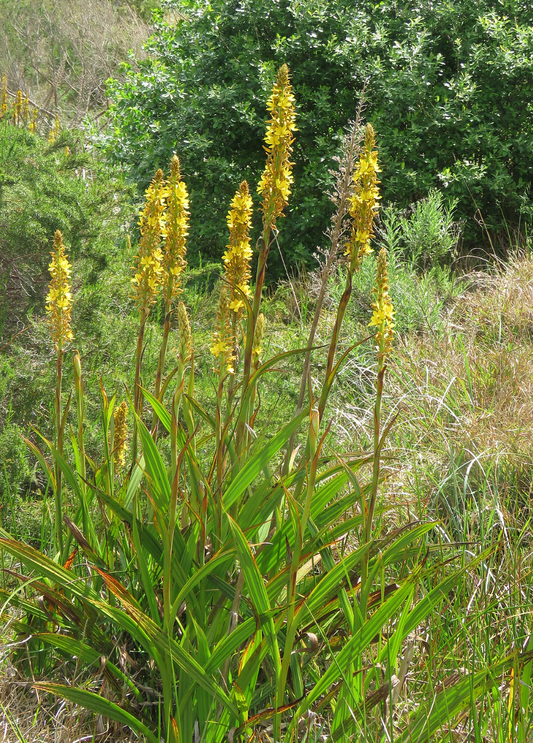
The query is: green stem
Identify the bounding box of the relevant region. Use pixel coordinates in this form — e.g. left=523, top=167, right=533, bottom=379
left=276, top=410, right=320, bottom=739
left=317, top=268, right=353, bottom=422
left=360, top=353, right=385, bottom=619
left=54, top=347, right=64, bottom=556
left=73, top=353, right=87, bottom=531
left=153, top=302, right=172, bottom=438
left=132, top=308, right=148, bottom=465
left=238, top=224, right=271, bottom=454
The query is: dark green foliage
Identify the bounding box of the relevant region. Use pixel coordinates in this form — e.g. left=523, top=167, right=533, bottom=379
left=0, top=124, right=132, bottom=341
left=103, top=0, right=533, bottom=270
left=0, top=122, right=137, bottom=506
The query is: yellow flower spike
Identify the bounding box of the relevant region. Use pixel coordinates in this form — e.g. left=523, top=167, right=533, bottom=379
left=132, top=169, right=166, bottom=312
left=22, top=96, right=29, bottom=127
left=345, top=123, right=381, bottom=272
left=46, top=230, right=74, bottom=350
left=48, top=114, right=61, bottom=143
left=162, top=155, right=189, bottom=307
left=0, top=75, right=7, bottom=118
left=258, top=64, right=297, bottom=229
left=369, top=247, right=395, bottom=361
left=113, top=401, right=129, bottom=471
left=13, top=89, right=22, bottom=126
left=211, top=285, right=234, bottom=374
left=223, top=181, right=253, bottom=321
left=28, top=107, right=38, bottom=134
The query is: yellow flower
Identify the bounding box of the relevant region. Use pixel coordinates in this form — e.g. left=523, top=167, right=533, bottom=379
left=0, top=75, right=7, bottom=118
left=161, top=155, right=189, bottom=307
left=113, top=401, right=129, bottom=470
left=46, top=230, right=74, bottom=350
left=28, top=107, right=38, bottom=134
left=132, top=169, right=166, bottom=312
left=48, top=114, right=60, bottom=143
left=223, top=181, right=253, bottom=322
left=345, top=124, right=381, bottom=272
left=258, top=64, right=297, bottom=228
left=13, top=90, right=22, bottom=126
left=369, top=247, right=395, bottom=359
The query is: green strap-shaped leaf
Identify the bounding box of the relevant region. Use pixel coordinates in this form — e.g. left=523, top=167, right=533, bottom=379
left=0, top=539, right=99, bottom=601
left=141, top=386, right=172, bottom=432
left=32, top=683, right=159, bottom=743
left=226, top=514, right=280, bottom=677
left=394, top=649, right=533, bottom=741
left=223, top=409, right=307, bottom=510
left=402, top=547, right=492, bottom=639
left=288, top=568, right=419, bottom=733
left=204, top=617, right=257, bottom=676
left=137, top=417, right=171, bottom=509
left=35, top=633, right=142, bottom=700
left=169, top=548, right=234, bottom=626
left=289, top=542, right=371, bottom=624
left=97, top=572, right=241, bottom=719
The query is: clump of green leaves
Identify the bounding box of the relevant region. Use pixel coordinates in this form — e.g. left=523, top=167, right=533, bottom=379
left=380, top=190, right=459, bottom=271
left=2, top=66, right=533, bottom=743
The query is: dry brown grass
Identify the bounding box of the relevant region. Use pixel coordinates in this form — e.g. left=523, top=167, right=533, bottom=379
left=0, top=616, right=138, bottom=743
left=384, top=254, right=533, bottom=527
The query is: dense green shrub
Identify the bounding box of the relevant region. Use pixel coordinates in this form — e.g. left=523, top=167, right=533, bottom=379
left=0, top=123, right=133, bottom=342
left=103, top=0, right=533, bottom=270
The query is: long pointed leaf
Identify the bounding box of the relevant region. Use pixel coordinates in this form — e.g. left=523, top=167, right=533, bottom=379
left=33, top=683, right=159, bottom=743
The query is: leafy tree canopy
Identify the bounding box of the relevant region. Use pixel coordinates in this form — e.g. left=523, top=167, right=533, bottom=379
left=103, top=0, right=533, bottom=270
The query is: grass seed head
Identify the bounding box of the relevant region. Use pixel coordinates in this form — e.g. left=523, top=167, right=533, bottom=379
left=252, top=312, right=265, bottom=368
left=177, top=301, right=192, bottom=362
left=46, top=230, right=74, bottom=350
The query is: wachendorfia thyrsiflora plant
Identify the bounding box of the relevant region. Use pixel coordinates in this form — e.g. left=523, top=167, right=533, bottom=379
left=1, top=65, right=532, bottom=743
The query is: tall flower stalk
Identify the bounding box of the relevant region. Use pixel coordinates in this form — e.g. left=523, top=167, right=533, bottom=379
left=360, top=247, right=395, bottom=614
left=0, top=74, right=7, bottom=118
left=317, top=123, right=380, bottom=421
left=241, top=64, right=296, bottom=393
left=73, top=352, right=86, bottom=507
left=285, top=100, right=367, bottom=472
left=237, top=66, right=296, bottom=454
left=153, top=156, right=189, bottom=427
left=131, top=169, right=166, bottom=459
left=222, top=180, right=253, bottom=383
left=211, top=182, right=253, bottom=487
left=46, top=230, right=73, bottom=555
